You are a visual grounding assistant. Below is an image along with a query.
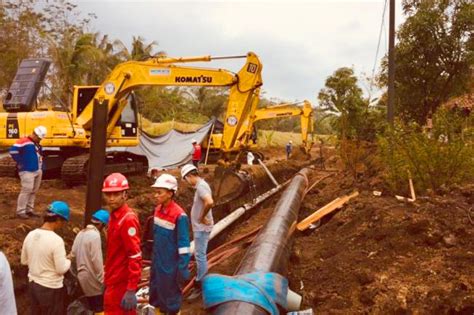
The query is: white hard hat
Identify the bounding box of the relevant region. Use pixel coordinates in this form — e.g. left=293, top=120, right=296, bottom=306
left=289, top=140, right=293, bottom=144
left=191, top=139, right=197, bottom=144
left=151, top=174, right=178, bottom=192
left=34, top=126, right=47, bottom=139
left=181, top=164, right=197, bottom=179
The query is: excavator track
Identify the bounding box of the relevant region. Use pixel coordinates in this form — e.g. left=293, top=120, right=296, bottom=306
left=61, top=152, right=148, bottom=186
left=0, top=155, right=17, bottom=177
left=61, top=154, right=89, bottom=186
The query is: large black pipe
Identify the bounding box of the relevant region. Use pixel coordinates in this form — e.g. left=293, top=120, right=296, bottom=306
left=213, top=168, right=310, bottom=315
left=84, top=99, right=108, bottom=226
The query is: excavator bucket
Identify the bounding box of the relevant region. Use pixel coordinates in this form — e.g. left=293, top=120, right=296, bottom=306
left=212, top=164, right=252, bottom=206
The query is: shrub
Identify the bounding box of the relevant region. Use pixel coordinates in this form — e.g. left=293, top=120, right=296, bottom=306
left=378, top=108, right=473, bottom=194
left=338, top=140, right=380, bottom=180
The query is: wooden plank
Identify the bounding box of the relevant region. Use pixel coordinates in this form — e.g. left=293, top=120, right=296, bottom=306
left=296, top=191, right=359, bottom=231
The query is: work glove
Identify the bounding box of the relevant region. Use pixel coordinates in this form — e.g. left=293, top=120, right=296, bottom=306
left=177, top=268, right=191, bottom=286
left=120, top=289, right=137, bottom=311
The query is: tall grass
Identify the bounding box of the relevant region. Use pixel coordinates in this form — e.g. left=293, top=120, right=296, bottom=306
left=140, top=117, right=202, bottom=136
left=257, top=130, right=336, bottom=147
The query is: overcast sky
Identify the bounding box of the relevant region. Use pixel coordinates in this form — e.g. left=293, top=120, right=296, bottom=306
left=73, top=0, right=405, bottom=104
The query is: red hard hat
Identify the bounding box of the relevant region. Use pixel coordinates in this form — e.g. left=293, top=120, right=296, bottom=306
left=102, top=173, right=129, bottom=192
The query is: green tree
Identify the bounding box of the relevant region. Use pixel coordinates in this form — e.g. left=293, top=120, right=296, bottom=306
left=115, top=36, right=158, bottom=61
left=313, top=108, right=337, bottom=135
left=68, top=33, right=125, bottom=84
left=378, top=0, right=474, bottom=124
left=0, top=0, right=98, bottom=104
left=188, top=87, right=228, bottom=119
left=137, top=87, right=209, bottom=124
left=49, top=32, right=122, bottom=102
left=318, top=67, right=367, bottom=140
left=0, top=1, right=44, bottom=92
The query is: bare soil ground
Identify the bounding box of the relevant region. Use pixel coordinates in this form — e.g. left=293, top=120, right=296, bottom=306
left=1, top=145, right=473, bottom=314
left=291, top=173, right=474, bottom=314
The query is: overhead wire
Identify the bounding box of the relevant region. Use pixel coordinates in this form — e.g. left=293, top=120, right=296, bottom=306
left=369, top=0, right=389, bottom=94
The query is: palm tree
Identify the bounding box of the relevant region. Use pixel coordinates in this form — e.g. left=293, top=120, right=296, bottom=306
left=114, top=36, right=159, bottom=61
left=48, top=31, right=126, bottom=103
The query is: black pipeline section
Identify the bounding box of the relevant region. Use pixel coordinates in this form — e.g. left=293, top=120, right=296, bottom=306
left=212, top=168, right=310, bottom=315
left=214, top=161, right=303, bottom=210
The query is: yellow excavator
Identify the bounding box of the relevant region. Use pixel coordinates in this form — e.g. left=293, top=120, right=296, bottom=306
left=207, top=100, right=314, bottom=204
left=254, top=100, right=314, bottom=151
left=204, top=100, right=314, bottom=160
left=0, top=53, right=263, bottom=187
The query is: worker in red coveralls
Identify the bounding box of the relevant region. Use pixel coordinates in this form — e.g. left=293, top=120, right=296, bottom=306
left=190, top=139, right=202, bottom=168
left=149, top=174, right=191, bottom=314
left=102, top=173, right=142, bottom=314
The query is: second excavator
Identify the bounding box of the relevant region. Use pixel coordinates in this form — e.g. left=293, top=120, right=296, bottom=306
left=204, top=99, right=314, bottom=157
left=208, top=100, right=314, bottom=204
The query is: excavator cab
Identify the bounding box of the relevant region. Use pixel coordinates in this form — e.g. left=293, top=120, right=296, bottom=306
left=73, top=86, right=139, bottom=138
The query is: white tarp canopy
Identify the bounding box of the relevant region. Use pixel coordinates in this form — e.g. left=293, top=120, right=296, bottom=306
left=115, top=119, right=215, bottom=171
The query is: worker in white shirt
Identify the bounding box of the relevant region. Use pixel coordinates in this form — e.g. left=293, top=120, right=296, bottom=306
left=247, top=151, right=255, bottom=165
left=70, top=209, right=110, bottom=315
left=21, top=200, right=71, bottom=315
left=0, top=250, right=17, bottom=314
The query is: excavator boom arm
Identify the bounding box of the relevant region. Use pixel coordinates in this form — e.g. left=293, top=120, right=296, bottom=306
left=237, top=100, right=314, bottom=152
left=75, top=52, right=263, bottom=143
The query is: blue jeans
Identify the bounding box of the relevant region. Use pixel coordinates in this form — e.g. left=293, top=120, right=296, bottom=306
left=194, top=231, right=210, bottom=282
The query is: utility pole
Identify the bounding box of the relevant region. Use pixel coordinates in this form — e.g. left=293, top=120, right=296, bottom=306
left=387, top=0, right=395, bottom=124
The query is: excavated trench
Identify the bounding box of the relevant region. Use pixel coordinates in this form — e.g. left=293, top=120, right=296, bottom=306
left=211, top=160, right=312, bottom=217
left=135, top=160, right=318, bottom=314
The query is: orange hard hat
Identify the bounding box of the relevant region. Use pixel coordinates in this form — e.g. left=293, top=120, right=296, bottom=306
left=102, top=173, right=129, bottom=192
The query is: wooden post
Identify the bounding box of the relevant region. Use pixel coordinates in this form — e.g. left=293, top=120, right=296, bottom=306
left=408, top=170, right=416, bottom=201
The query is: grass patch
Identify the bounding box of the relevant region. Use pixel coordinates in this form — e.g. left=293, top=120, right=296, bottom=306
left=140, top=118, right=335, bottom=148
left=140, top=118, right=202, bottom=136
left=257, top=130, right=336, bottom=147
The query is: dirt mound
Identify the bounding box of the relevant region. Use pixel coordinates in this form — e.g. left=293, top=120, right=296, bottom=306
left=289, top=172, right=474, bottom=313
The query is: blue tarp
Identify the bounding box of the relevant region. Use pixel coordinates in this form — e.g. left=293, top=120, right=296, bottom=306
left=202, top=272, right=289, bottom=314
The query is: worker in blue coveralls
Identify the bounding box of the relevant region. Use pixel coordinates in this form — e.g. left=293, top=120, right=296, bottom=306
left=286, top=140, right=293, bottom=159
left=149, top=174, right=191, bottom=315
